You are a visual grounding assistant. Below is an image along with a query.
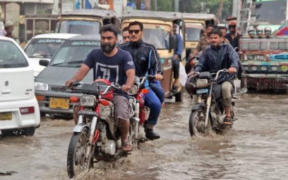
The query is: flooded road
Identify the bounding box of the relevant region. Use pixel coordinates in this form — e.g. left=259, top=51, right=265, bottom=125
left=1, top=93, right=288, bottom=180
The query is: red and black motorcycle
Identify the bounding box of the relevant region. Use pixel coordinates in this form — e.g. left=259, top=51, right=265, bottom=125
left=56, top=77, right=152, bottom=178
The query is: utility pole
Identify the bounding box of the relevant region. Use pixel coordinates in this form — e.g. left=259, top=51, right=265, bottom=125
left=217, top=0, right=224, bottom=19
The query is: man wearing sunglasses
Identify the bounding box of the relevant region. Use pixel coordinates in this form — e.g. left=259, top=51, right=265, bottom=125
left=119, top=21, right=164, bottom=140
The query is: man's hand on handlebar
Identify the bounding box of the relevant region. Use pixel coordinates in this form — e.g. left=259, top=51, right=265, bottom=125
left=228, top=67, right=237, bottom=74
left=65, top=79, right=76, bottom=88
left=188, top=71, right=199, bottom=77
left=122, top=84, right=131, bottom=92
left=155, top=74, right=163, bottom=81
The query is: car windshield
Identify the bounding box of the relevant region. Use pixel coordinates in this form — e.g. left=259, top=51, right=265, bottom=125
left=142, top=24, right=170, bottom=49
left=25, top=38, right=65, bottom=58
left=50, top=40, right=100, bottom=67
left=251, top=0, right=287, bottom=24
left=58, top=21, right=100, bottom=35
left=0, top=40, right=28, bottom=68
left=186, top=23, right=202, bottom=41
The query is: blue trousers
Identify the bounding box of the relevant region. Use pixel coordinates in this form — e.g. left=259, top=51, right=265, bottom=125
left=144, top=81, right=165, bottom=125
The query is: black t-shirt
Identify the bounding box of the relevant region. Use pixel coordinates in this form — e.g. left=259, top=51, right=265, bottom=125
left=84, top=48, right=135, bottom=86
left=225, top=33, right=240, bottom=49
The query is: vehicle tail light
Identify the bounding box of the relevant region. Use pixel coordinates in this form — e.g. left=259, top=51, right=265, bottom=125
left=99, top=99, right=110, bottom=106
left=36, top=95, right=45, bottom=101
left=70, top=96, right=79, bottom=103
left=141, top=89, right=149, bottom=94
left=20, top=107, right=35, bottom=114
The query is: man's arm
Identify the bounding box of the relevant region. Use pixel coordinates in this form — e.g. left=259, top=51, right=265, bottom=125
left=66, top=50, right=95, bottom=86
left=122, top=53, right=136, bottom=91
left=194, top=49, right=208, bottom=72
left=228, top=45, right=239, bottom=73
left=66, top=64, right=90, bottom=87
left=175, top=34, right=183, bottom=58
left=123, top=69, right=135, bottom=91
left=150, top=46, right=163, bottom=80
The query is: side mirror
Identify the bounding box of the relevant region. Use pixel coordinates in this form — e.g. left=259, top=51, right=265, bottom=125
left=169, top=35, right=177, bottom=51
left=39, top=60, right=49, bottom=67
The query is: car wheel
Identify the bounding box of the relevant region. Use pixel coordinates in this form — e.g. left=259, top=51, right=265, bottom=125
left=24, top=127, right=36, bottom=136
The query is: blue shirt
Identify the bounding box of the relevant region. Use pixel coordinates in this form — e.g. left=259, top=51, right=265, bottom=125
left=175, top=34, right=183, bottom=57
left=84, top=48, right=135, bottom=86
left=195, top=44, right=239, bottom=83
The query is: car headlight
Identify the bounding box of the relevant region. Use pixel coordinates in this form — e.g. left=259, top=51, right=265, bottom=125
left=244, top=66, right=249, bottom=71
left=35, top=82, right=49, bottom=91
left=80, top=95, right=96, bottom=107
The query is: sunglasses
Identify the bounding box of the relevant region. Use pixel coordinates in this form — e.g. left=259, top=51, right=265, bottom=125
left=129, top=30, right=141, bottom=34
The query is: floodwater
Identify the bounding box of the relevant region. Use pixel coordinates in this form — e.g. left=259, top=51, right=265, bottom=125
left=1, top=93, right=288, bottom=180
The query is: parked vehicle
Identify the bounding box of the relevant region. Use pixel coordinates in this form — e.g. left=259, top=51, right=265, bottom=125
left=34, top=36, right=98, bottom=117
left=24, top=33, right=80, bottom=77
left=56, top=9, right=120, bottom=35
left=188, top=70, right=236, bottom=136
left=0, top=37, right=40, bottom=136
left=182, top=13, right=218, bottom=59
left=239, top=0, right=288, bottom=91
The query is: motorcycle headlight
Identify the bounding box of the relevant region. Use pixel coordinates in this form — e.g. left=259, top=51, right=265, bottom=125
left=80, top=95, right=96, bottom=107
left=35, top=82, right=49, bottom=91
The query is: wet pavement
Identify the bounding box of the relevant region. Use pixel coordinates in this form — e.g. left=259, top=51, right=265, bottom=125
left=1, top=93, right=288, bottom=180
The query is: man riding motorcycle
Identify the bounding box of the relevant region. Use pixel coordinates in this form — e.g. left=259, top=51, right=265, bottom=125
left=188, top=29, right=239, bottom=125
left=119, top=21, right=164, bottom=140
left=66, top=24, right=135, bottom=152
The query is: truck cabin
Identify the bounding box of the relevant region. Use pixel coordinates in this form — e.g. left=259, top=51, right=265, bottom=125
left=56, top=9, right=120, bottom=35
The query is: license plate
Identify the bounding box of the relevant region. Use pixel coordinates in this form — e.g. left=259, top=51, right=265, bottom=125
left=0, top=112, right=12, bottom=121
left=49, top=98, right=70, bottom=110
left=196, top=89, right=209, bottom=94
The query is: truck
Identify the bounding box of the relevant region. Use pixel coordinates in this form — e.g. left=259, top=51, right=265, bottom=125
left=238, top=0, right=288, bottom=91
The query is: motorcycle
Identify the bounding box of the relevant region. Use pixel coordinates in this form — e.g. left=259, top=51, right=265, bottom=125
left=188, top=69, right=236, bottom=137
left=55, top=77, right=152, bottom=178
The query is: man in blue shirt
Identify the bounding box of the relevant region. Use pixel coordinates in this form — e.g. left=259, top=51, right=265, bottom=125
left=172, top=22, right=183, bottom=91
left=66, top=24, right=135, bottom=152
left=119, top=21, right=164, bottom=140
left=189, top=29, right=239, bottom=125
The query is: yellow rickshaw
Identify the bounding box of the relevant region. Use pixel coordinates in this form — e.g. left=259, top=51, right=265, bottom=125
left=182, top=13, right=218, bottom=58
left=56, top=9, right=120, bottom=35
left=121, top=10, right=186, bottom=102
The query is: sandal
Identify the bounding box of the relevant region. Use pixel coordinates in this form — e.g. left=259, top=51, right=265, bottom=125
left=224, top=116, right=233, bottom=125
left=122, top=142, right=133, bottom=152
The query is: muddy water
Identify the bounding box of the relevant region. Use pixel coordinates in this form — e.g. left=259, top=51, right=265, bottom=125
left=1, top=93, right=288, bottom=180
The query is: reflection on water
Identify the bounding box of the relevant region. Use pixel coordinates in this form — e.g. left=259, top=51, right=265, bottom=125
left=1, top=93, right=288, bottom=180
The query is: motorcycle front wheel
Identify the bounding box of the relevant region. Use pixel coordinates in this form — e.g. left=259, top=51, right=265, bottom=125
left=189, top=108, right=212, bottom=137
left=67, top=130, right=93, bottom=178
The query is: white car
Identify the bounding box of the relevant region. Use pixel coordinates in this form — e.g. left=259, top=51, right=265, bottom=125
left=24, top=33, right=80, bottom=77
left=0, top=37, right=40, bottom=136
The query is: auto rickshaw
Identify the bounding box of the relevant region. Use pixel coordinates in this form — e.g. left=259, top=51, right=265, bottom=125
left=121, top=10, right=186, bottom=102
left=56, top=9, right=120, bottom=35
left=181, top=13, right=218, bottom=59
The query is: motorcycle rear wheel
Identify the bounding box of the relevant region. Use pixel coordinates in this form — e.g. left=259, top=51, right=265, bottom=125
left=67, top=130, right=93, bottom=179
left=189, top=108, right=212, bottom=137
